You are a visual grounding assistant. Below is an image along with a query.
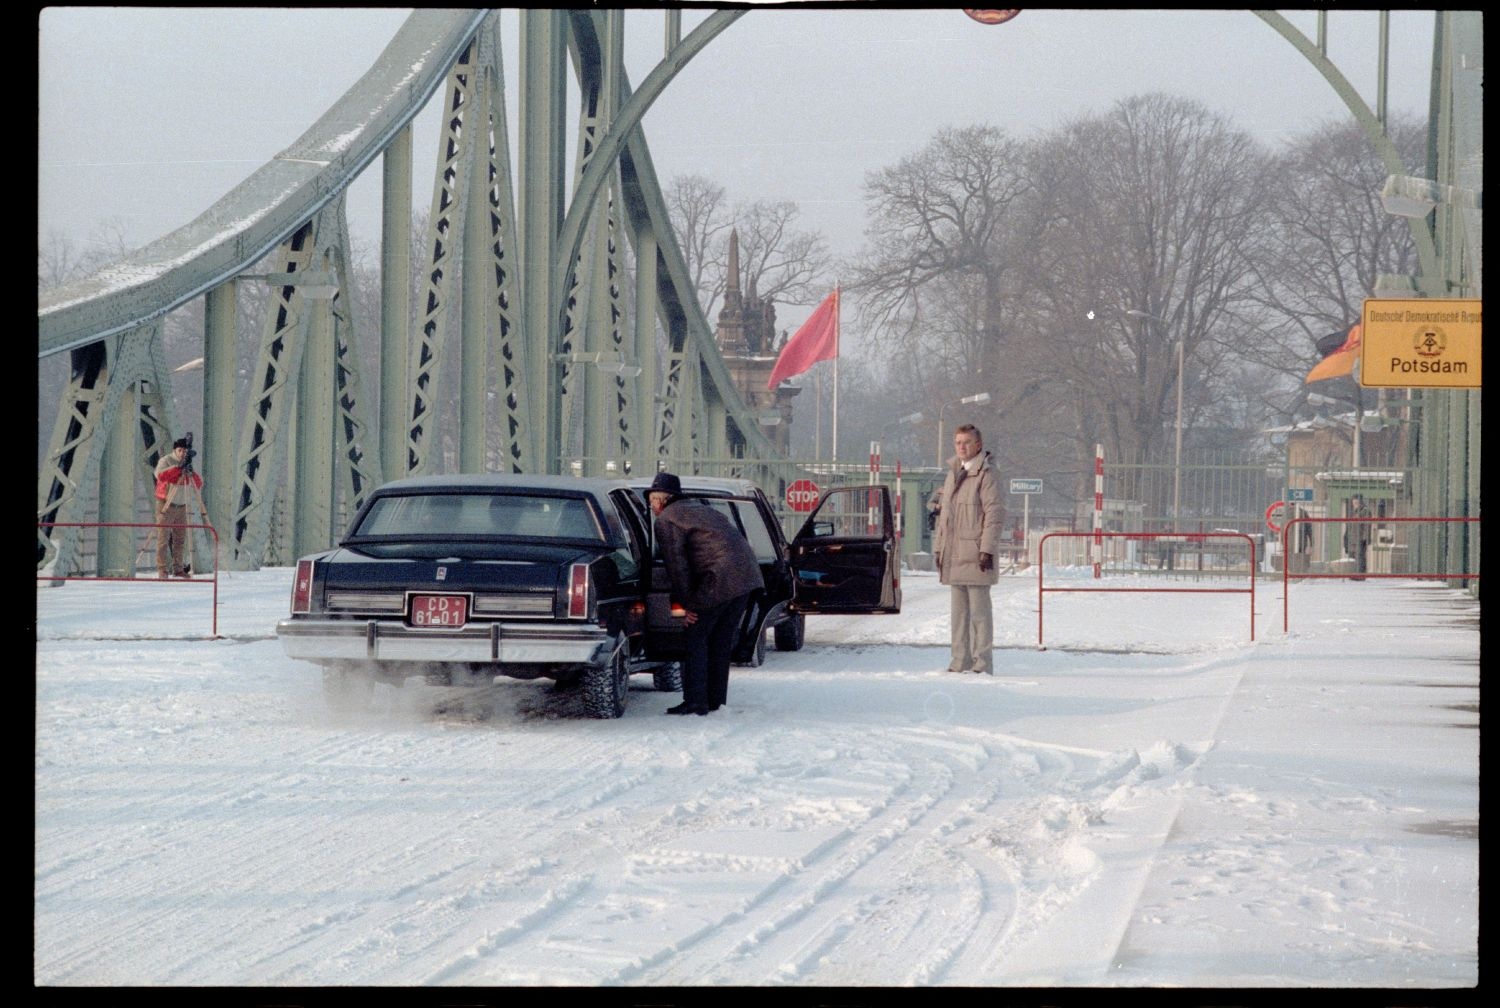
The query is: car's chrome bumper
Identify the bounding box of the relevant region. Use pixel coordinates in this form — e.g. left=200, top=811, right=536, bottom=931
left=276, top=617, right=612, bottom=665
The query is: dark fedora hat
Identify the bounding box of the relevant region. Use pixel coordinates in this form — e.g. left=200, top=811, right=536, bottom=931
left=648, top=471, right=682, bottom=496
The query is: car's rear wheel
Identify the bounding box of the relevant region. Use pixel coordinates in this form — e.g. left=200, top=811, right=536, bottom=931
left=652, top=661, right=683, bottom=692
left=322, top=664, right=374, bottom=710
left=582, top=641, right=629, bottom=719
left=773, top=611, right=805, bottom=652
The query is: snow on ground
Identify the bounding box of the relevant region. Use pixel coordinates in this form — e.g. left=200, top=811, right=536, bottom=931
left=34, top=567, right=1478, bottom=990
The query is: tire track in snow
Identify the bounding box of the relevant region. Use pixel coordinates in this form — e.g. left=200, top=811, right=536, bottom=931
left=616, top=727, right=1077, bottom=985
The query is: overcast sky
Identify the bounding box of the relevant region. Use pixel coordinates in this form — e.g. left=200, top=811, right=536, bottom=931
left=38, top=7, right=1438, bottom=319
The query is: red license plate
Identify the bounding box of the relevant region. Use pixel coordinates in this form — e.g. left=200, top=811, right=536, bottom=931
left=409, top=594, right=468, bottom=628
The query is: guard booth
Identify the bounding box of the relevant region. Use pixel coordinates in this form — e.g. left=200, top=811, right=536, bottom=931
left=1314, top=470, right=1405, bottom=573
left=903, top=470, right=945, bottom=570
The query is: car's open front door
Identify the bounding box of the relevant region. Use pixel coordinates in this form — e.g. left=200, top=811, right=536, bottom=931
left=789, top=485, right=901, bottom=614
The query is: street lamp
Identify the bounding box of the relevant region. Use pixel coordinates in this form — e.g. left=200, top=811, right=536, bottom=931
left=1171, top=338, right=1184, bottom=524
left=936, top=393, right=990, bottom=467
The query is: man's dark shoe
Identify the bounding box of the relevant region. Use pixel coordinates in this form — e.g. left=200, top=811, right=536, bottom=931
left=666, top=702, right=708, bottom=716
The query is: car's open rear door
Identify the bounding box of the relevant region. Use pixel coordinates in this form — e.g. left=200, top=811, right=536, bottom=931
left=641, top=492, right=775, bottom=655
left=788, top=485, right=901, bottom=614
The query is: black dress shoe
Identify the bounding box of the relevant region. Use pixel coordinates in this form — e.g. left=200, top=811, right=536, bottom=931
left=666, top=702, right=708, bottom=716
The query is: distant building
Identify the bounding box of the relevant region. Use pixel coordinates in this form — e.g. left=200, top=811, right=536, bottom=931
left=714, top=229, right=799, bottom=455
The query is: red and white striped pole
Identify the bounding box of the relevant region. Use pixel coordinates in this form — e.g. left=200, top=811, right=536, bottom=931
left=868, top=441, right=881, bottom=533
left=1093, top=443, right=1104, bottom=579
left=894, top=460, right=903, bottom=535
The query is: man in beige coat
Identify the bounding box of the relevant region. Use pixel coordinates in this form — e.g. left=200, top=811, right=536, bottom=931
left=932, top=424, right=1005, bottom=674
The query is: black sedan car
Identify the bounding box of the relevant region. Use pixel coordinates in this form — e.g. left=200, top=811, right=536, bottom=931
left=276, top=473, right=900, bottom=717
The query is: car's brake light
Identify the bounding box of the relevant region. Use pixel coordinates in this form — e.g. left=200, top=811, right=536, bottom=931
left=567, top=563, right=591, bottom=619
left=291, top=559, right=315, bottom=613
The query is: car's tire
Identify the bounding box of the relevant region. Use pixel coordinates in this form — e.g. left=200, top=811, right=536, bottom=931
left=582, top=641, right=630, bottom=719
left=773, top=611, right=805, bottom=652
left=738, top=622, right=767, bottom=668
left=322, top=664, right=375, bottom=711
left=652, top=661, right=683, bottom=693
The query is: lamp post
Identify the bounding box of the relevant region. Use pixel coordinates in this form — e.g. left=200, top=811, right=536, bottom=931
left=1171, top=337, right=1184, bottom=524
left=936, top=393, right=990, bottom=467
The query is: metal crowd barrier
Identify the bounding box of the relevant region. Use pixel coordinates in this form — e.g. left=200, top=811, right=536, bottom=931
left=1036, top=531, right=1257, bottom=647
left=37, top=521, right=221, bottom=638
left=1280, top=516, right=1481, bottom=632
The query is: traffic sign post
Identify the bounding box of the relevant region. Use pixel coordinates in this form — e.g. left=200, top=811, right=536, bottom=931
left=1288, top=488, right=1314, bottom=503
left=785, top=479, right=820, bottom=513
left=1009, top=479, right=1042, bottom=560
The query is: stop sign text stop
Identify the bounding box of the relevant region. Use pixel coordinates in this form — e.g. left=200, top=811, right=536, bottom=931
left=785, top=479, right=820, bottom=512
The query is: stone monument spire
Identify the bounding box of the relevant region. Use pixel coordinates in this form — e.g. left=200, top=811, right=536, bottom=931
left=712, top=226, right=799, bottom=455
left=716, top=229, right=748, bottom=354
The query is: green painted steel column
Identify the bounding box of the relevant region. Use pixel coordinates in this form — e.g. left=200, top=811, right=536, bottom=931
left=520, top=10, right=567, bottom=475
left=96, top=370, right=137, bottom=577
left=584, top=10, right=625, bottom=476
left=203, top=280, right=236, bottom=567
left=460, top=65, right=492, bottom=474
left=707, top=392, right=729, bottom=464
left=293, top=292, right=337, bottom=559
left=381, top=126, right=412, bottom=483
left=1445, top=390, right=1467, bottom=581
left=633, top=231, right=660, bottom=473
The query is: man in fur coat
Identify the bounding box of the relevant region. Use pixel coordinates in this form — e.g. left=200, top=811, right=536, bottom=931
left=932, top=424, right=1005, bottom=674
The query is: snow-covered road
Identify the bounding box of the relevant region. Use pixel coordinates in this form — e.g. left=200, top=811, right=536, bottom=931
left=34, top=569, right=1478, bottom=988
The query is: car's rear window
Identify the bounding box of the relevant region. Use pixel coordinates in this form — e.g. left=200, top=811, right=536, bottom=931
left=353, top=492, right=604, bottom=542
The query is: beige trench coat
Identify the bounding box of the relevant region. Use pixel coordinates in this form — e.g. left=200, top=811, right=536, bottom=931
left=933, top=450, right=1005, bottom=586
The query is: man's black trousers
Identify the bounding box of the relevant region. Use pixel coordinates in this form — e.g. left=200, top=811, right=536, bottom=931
left=681, top=591, right=753, bottom=708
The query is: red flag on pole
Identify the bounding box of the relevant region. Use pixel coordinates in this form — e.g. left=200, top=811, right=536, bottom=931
left=767, top=287, right=839, bottom=389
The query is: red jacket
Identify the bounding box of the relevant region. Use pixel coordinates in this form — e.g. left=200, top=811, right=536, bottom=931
left=154, top=463, right=203, bottom=502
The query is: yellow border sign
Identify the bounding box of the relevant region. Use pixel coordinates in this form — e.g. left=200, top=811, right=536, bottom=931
left=1360, top=298, right=1482, bottom=388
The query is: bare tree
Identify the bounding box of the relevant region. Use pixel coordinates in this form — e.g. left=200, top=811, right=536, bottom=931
left=1019, top=94, right=1273, bottom=477
left=666, top=173, right=833, bottom=326
left=851, top=124, right=1033, bottom=390
left=1241, top=117, right=1425, bottom=417
left=730, top=199, right=832, bottom=316
left=848, top=124, right=1075, bottom=496
left=664, top=173, right=732, bottom=317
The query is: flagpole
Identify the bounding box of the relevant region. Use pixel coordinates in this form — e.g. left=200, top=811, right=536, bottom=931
left=814, top=367, right=822, bottom=462
left=831, top=284, right=840, bottom=465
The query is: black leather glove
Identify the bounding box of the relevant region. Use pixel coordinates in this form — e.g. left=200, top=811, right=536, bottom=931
left=979, top=552, right=994, bottom=572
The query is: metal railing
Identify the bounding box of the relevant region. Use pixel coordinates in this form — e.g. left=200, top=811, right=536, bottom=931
left=1280, top=515, right=1481, bottom=632
left=1036, top=531, right=1257, bottom=647
left=37, top=521, right=221, bottom=638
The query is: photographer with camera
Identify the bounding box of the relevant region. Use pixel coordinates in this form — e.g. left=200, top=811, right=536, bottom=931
left=153, top=434, right=203, bottom=579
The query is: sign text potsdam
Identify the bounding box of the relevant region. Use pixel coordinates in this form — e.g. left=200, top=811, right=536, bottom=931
left=1360, top=298, right=1481, bottom=388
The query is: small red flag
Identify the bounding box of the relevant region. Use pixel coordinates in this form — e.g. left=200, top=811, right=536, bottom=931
left=767, top=288, right=839, bottom=389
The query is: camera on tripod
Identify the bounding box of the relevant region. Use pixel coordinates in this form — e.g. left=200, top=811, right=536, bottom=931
left=178, top=432, right=197, bottom=473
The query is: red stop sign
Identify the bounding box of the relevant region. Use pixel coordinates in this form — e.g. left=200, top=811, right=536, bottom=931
left=785, top=479, right=821, bottom=512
